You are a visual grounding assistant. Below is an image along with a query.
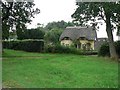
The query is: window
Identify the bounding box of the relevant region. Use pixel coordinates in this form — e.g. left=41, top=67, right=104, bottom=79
left=80, top=37, right=86, bottom=40
left=66, top=44, right=69, bottom=46
left=64, top=37, right=70, bottom=40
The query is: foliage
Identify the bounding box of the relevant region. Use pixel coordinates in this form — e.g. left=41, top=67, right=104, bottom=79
left=44, top=44, right=79, bottom=54
left=98, top=41, right=120, bottom=57
left=44, top=44, right=97, bottom=55
left=98, top=43, right=110, bottom=57
left=45, top=20, right=74, bottom=30
left=17, top=28, right=45, bottom=40
left=72, top=2, right=120, bottom=27
left=3, top=49, right=118, bottom=88
left=2, top=1, right=40, bottom=39
left=115, top=41, right=120, bottom=57
left=3, top=40, right=44, bottom=52
left=44, top=28, right=63, bottom=44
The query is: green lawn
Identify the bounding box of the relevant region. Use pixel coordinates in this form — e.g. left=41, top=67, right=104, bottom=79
left=2, top=49, right=118, bottom=88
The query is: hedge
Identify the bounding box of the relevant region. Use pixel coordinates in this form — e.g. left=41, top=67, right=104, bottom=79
left=44, top=44, right=97, bottom=55
left=44, top=44, right=77, bottom=54
left=98, top=41, right=120, bottom=57
left=3, top=39, right=44, bottom=52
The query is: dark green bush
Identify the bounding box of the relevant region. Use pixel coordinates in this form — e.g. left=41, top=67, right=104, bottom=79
left=115, top=41, right=120, bottom=57
left=98, top=43, right=110, bottom=57
left=98, top=41, right=120, bottom=57
left=3, top=39, right=44, bottom=52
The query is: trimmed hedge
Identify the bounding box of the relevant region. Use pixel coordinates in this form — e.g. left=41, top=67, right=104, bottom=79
left=98, top=41, right=120, bottom=57
left=3, top=39, right=44, bottom=52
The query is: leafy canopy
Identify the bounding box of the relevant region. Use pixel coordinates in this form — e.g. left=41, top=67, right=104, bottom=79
left=2, top=0, right=40, bottom=39
left=72, top=2, right=120, bottom=30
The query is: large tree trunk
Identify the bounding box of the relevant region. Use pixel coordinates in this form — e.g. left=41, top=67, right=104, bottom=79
left=105, top=13, right=118, bottom=60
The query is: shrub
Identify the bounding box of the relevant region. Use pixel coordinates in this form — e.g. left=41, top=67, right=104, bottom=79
left=44, top=44, right=81, bottom=54
left=3, top=39, right=44, bottom=52
left=82, top=51, right=98, bottom=55
left=98, top=41, right=120, bottom=57
left=98, top=43, right=110, bottom=57
left=44, top=44, right=97, bottom=55
left=115, top=41, right=120, bottom=57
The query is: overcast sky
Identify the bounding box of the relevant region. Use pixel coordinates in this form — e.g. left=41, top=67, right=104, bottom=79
left=27, top=0, right=118, bottom=41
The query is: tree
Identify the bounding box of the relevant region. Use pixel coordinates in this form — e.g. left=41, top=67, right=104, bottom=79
left=45, top=20, right=74, bottom=30
left=117, top=23, right=120, bottom=36
left=44, top=28, right=63, bottom=45
left=1, top=0, right=40, bottom=39
left=72, top=2, right=120, bottom=59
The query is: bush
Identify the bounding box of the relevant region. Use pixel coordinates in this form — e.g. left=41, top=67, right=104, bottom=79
left=44, top=44, right=81, bottom=54
left=44, top=44, right=97, bottom=55
left=115, top=41, right=120, bottom=57
left=3, top=39, right=44, bottom=52
left=81, top=51, right=98, bottom=55
left=98, top=41, right=120, bottom=57
left=98, top=43, right=110, bottom=57
left=45, top=45, right=68, bottom=53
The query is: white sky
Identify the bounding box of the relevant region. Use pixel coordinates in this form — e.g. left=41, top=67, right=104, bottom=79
left=27, top=0, right=118, bottom=41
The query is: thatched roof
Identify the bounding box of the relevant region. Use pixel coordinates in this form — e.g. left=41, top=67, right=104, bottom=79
left=59, top=26, right=97, bottom=41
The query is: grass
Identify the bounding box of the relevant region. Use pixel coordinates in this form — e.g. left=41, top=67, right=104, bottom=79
left=2, top=49, right=118, bottom=88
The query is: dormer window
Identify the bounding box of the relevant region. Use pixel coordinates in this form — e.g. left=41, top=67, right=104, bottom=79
left=64, top=37, right=70, bottom=40
left=79, top=37, right=86, bottom=40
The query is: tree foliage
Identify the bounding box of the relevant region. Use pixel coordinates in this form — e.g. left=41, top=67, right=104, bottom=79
left=72, top=2, right=120, bottom=27
left=44, top=28, right=63, bottom=44
left=1, top=0, right=40, bottom=39
left=45, top=20, right=74, bottom=30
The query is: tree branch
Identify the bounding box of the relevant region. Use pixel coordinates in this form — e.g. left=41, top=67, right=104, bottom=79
left=99, top=9, right=106, bottom=22
left=2, top=1, right=13, bottom=21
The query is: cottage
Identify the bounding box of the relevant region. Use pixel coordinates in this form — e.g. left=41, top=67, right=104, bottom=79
left=59, top=26, right=97, bottom=50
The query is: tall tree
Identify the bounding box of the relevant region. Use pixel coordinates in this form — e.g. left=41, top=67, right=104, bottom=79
left=72, top=2, right=120, bottom=59
left=1, top=0, right=40, bottom=39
